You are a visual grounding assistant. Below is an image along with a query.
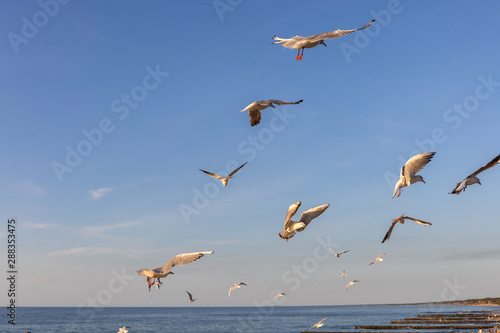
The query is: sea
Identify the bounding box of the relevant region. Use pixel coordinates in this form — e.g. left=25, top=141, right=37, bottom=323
left=2, top=305, right=497, bottom=333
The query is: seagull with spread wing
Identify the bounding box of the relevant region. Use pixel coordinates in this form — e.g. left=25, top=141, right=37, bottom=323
left=241, top=99, right=303, bottom=126
left=306, top=317, right=328, bottom=331
left=449, top=153, right=500, bottom=194
left=393, top=152, right=435, bottom=198
left=369, top=253, right=386, bottom=265
left=328, top=249, right=350, bottom=258
left=340, top=270, right=346, bottom=277
left=186, top=291, right=197, bottom=303
left=273, top=20, right=375, bottom=60
left=199, top=162, right=247, bottom=187
left=274, top=292, right=286, bottom=300
left=117, top=326, right=129, bottom=333
left=345, top=280, right=360, bottom=291
left=279, top=201, right=330, bottom=241
left=382, top=214, right=432, bottom=243
left=228, top=282, right=247, bottom=297
left=137, top=251, right=214, bottom=292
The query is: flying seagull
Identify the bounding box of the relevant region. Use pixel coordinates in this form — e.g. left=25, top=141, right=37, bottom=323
left=117, top=327, right=129, bottom=333
left=186, top=291, right=197, bottom=303
left=279, top=201, right=330, bottom=241
left=228, top=282, right=247, bottom=297
left=274, top=292, right=286, bottom=300
left=345, top=280, right=360, bottom=291
left=273, top=20, right=375, bottom=60
left=340, top=270, right=346, bottom=277
left=137, top=251, right=214, bottom=292
left=241, top=99, right=303, bottom=126
left=369, top=253, right=386, bottom=265
left=306, top=317, right=328, bottom=332
left=382, top=214, right=432, bottom=243
left=449, top=153, right=500, bottom=194
left=393, top=152, right=435, bottom=198
left=328, top=249, right=350, bottom=258
left=199, top=162, right=247, bottom=187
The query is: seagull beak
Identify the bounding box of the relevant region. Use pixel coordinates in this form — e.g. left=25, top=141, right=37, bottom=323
left=422, top=180, right=426, bottom=184
left=478, top=180, right=482, bottom=185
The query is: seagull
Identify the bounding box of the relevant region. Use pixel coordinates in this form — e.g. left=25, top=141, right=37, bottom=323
left=369, top=253, right=386, bottom=265
left=345, top=280, right=360, bottom=291
left=328, top=249, right=350, bottom=258
left=273, top=20, right=375, bottom=60
left=393, top=152, right=436, bottom=198
left=340, top=270, right=346, bottom=277
left=199, top=162, right=247, bottom=187
left=117, top=327, right=129, bottom=333
left=241, top=99, right=303, bottom=126
left=449, top=153, right=500, bottom=194
left=382, top=214, right=432, bottom=243
left=186, top=291, right=197, bottom=303
left=137, top=251, right=214, bottom=292
left=274, top=292, right=286, bottom=300
left=306, top=317, right=328, bottom=331
left=228, top=282, right=247, bottom=297
left=279, top=201, right=330, bottom=241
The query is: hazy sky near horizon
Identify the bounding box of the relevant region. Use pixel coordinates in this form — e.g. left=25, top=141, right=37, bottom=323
left=1, top=1, right=500, bottom=308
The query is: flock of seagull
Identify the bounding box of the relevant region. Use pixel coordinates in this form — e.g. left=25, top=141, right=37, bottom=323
left=132, top=17, right=500, bottom=332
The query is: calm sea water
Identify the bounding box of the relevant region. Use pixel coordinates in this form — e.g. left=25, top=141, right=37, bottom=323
left=2, top=305, right=497, bottom=333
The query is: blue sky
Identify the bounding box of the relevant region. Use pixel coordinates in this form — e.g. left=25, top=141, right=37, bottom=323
left=1, top=1, right=499, bottom=308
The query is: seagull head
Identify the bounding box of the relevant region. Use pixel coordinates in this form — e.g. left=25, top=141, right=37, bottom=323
left=320, top=40, right=327, bottom=47
left=415, top=175, right=425, bottom=184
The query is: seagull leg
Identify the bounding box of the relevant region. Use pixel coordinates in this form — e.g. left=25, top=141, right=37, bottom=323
left=397, top=190, right=401, bottom=198
left=296, top=50, right=300, bottom=61
left=298, top=48, right=304, bottom=61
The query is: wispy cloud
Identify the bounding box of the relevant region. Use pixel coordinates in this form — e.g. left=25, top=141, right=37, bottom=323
left=48, top=247, right=137, bottom=258
left=205, top=240, right=244, bottom=246
left=22, top=222, right=57, bottom=230
left=80, top=221, right=140, bottom=237
left=440, top=249, right=500, bottom=261
left=89, top=187, right=114, bottom=200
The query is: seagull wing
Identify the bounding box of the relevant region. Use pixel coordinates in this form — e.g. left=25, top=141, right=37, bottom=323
left=468, top=153, right=500, bottom=178
left=403, top=216, right=432, bottom=226
left=284, top=201, right=301, bottom=229
left=228, top=162, right=248, bottom=177
left=199, top=169, right=223, bottom=180
left=382, top=221, right=398, bottom=243
left=186, top=291, right=193, bottom=301
left=267, top=99, right=303, bottom=107
left=338, top=250, right=350, bottom=255
left=298, top=203, right=330, bottom=228
left=156, top=251, right=214, bottom=275
left=241, top=101, right=257, bottom=112
left=309, top=20, right=375, bottom=42
left=403, top=152, right=435, bottom=185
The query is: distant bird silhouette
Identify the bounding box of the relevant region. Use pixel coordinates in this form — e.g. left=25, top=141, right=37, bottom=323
left=186, top=291, right=197, bottom=303
left=328, top=249, right=350, bottom=258
left=382, top=215, right=432, bottom=243
left=228, top=282, right=247, bottom=297
left=393, top=152, right=435, bottom=198
left=117, top=326, right=129, bottom=333
left=345, top=280, right=360, bottom=291
left=274, top=292, right=286, bottom=300
left=306, top=317, right=328, bottom=331
left=369, top=253, right=386, bottom=265
left=199, top=162, right=247, bottom=187
left=273, top=20, right=375, bottom=60
left=340, top=270, right=346, bottom=277
left=137, top=251, right=214, bottom=292
left=241, top=99, right=303, bottom=126
left=449, top=153, right=500, bottom=194
left=279, top=201, right=330, bottom=241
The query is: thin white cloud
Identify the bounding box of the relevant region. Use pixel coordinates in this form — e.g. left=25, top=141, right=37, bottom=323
left=80, top=221, right=140, bottom=236
left=89, top=187, right=114, bottom=200
left=22, top=222, right=57, bottom=229
left=206, top=240, right=244, bottom=246
left=47, top=246, right=169, bottom=259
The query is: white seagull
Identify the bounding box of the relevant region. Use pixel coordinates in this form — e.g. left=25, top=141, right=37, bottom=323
left=382, top=214, right=432, bottom=243
left=306, top=317, right=328, bottom=331
left=137, top=251, right=214, bottom=292
left=199, top=162, right=247, bottom=187
left=328, top=249, right=350, bottom=258
left=340, top=270, right=346, bottom=277
left=186, top=291, right=197, bottom=303
left=345, top=280, right=360, bottom=291
left=228, top=282, right=247, bottom=297
left=449, top=153, right=500, bottom=194
left=273, top=20, right=375, bottom=60
left=393, top=152, right=435, bottom=198
left=241, top=99, right=303, bottom=126
left=279, top=201, right=330, bottom=241
left=117, top=327, right=129, bottom=333
left=369, top=253, right=386, bottom=265
left=274, top=292, right=286, bottom=300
